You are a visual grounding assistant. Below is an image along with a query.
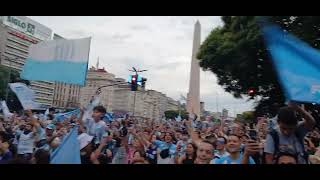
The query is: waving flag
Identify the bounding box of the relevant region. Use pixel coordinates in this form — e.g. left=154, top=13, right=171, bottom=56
left=54, top=109, right=81, bottom=123
left=21, top=37, right=91, bottom=86
left=0, top=101, right=13, bottom=121
left=51, top=127, right=81, bottom=164
left=82, top=95, right=101, bottom=122
left=263, top=24, right=320, bottom=104
left=103, top=113, right=114, bottom=123
left=175, top=115, right=182, bottom=122
left=9, top=83, right=41, bottom=110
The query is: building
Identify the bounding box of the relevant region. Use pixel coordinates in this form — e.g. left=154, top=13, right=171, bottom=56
left=200, top=101, right=205, bottom=117
left=0, top=16, right=54, bottom=106
left=222, top=108, right=228, bottom=119
left=80, top=65, right=115, bottom=111
left=52, top=34, right=81, bottom=109
left=167, top=97, right=179, bottom=111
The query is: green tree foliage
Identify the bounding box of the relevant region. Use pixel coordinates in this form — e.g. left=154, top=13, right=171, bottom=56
left=198, top=16, right=320, bottom=116
left=164, top=110, right=189, bottom=120
left=0, top=65, right=30, bottom=111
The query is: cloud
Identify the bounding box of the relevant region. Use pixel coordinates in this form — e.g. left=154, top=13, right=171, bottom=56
left=28, top=16, right=253, bottom=115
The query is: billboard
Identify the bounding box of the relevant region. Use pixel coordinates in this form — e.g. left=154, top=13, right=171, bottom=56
left=0, top=16, right=52, bottom=41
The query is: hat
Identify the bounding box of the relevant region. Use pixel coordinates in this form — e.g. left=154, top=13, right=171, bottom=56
left=77, top=133, right=94, bottom=150
left=46, top=124, right=56, bottom=130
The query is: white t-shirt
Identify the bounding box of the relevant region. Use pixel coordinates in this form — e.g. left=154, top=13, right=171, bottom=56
left=17, top=132, right=35, bottom=154
left=157, top=157, right=175, bottom=164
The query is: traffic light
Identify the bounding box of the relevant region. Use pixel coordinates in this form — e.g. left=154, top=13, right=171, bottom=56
left=131, top=75, right=138, bottom=91
left=248, top=88, right=256, bottom=98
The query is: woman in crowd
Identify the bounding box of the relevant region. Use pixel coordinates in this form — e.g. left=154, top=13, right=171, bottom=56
left=176, top=143, right=197, bottom=164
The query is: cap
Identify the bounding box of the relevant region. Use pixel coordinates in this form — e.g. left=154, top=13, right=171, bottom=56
left=46, top=124, right=56, bottom=130
left=77, top=133, right=94, bottom=150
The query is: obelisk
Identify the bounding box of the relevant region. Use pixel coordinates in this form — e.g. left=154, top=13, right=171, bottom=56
left=187, top=20, right=201, bottom=120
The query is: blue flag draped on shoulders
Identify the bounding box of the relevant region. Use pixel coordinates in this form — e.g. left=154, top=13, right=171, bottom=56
left=50, top=126, right=81, bottom=164
left=262, top=24, right=320, bottom=104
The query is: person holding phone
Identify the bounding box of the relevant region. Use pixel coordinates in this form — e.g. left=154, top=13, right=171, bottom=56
left=215, top=134, right=256, bottom=164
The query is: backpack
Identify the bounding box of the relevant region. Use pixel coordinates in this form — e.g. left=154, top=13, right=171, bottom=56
left=268, top=129, right=308, bottom=164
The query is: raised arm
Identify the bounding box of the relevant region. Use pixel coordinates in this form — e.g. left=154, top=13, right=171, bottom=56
left=185, top=119, right=201, bottom=147
left=289, top=102, right=316, bottom=130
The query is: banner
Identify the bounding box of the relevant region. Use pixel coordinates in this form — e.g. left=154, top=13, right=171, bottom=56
left=9, top=83, right=41, bottom=110
left=21, top=37, right=91, bottom=86
left=0, top=101, right=13, bottom=121
left=263, top=24, right=320, bottom=104
left=50, top=127, right=81, bottom=164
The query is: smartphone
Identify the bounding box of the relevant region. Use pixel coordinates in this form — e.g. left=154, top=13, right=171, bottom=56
left=249, top=130, right=257, bottom=141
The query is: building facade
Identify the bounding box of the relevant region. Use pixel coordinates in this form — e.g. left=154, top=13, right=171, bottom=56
left=52, top=34, right=81, bottom=109
left=167, top=97, right=179, bottom=111
left=80, top=66, right=115, bottom=111
left=200, top=101, right=205, bottom=117
left=0, top=16, right=54, bottom=106
left=222, top=108, right=228, bottom=119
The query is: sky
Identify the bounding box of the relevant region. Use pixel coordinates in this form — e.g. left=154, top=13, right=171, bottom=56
left=29, top=16, right=254, bottom=117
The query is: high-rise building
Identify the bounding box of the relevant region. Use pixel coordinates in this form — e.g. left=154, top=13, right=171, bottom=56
left=222, top=108, right=228, bottom=119
left=80, top=65, right=115, bottom=111
left=0, top=16, right=54, bottom=106
left=200, top=101, right=205, bottom=117
left=187, top=21, right=201, bottom=119
left=167, top=97, right=179, bottom=111
left=52, top=34, right=81, bottom=109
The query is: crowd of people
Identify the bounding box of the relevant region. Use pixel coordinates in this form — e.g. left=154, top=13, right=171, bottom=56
left=0, top=101, right=320, bottom=164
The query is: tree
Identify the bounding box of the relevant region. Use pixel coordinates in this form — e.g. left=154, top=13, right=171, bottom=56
left=198, top=16, right=320, bottom=116
left=164, top=110, right=178, bottom=119
left=242, top=111, right=255, bottom=124
left=0, top=65, right=30, bottom=111
left=164, top=110, right=189, bottom=120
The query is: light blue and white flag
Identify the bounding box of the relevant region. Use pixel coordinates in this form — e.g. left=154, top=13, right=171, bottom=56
left=0, top=101, right=13, bottom=121
left=82, top=95, right=101, bottom=122
left=54, top=109, right=81, bottom=123
left=21, top=37, right=91, bottom=86
left=9, top=82, right=41, bottom=110
left=175, top=115, right=182, bottom=122
left=263, top=24, right=320, bottom=104
left=50, top=127, right=81, bottom=164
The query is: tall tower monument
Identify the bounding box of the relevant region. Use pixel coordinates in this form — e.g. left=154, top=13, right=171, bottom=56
left=187, top=20, right=201, bottom=119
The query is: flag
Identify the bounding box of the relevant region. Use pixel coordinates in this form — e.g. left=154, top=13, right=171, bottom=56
left=103, top=112, right=114, bottom=122
left=54, top=109, right=81, bottom=123
left=263, top=24, right=320, bottom=104
left=175, top=115, right=182, bottom=122
left=82, top=95, right=101, bottom=122
left=0, top=101, right=13, bottom=121
left=9, top=83, right=41, bottom=110
left=43, top=108, right=50, bottom=121
left=50, top=127, right=81, bottom=164
left=21, top=37, right=91, bottom=86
